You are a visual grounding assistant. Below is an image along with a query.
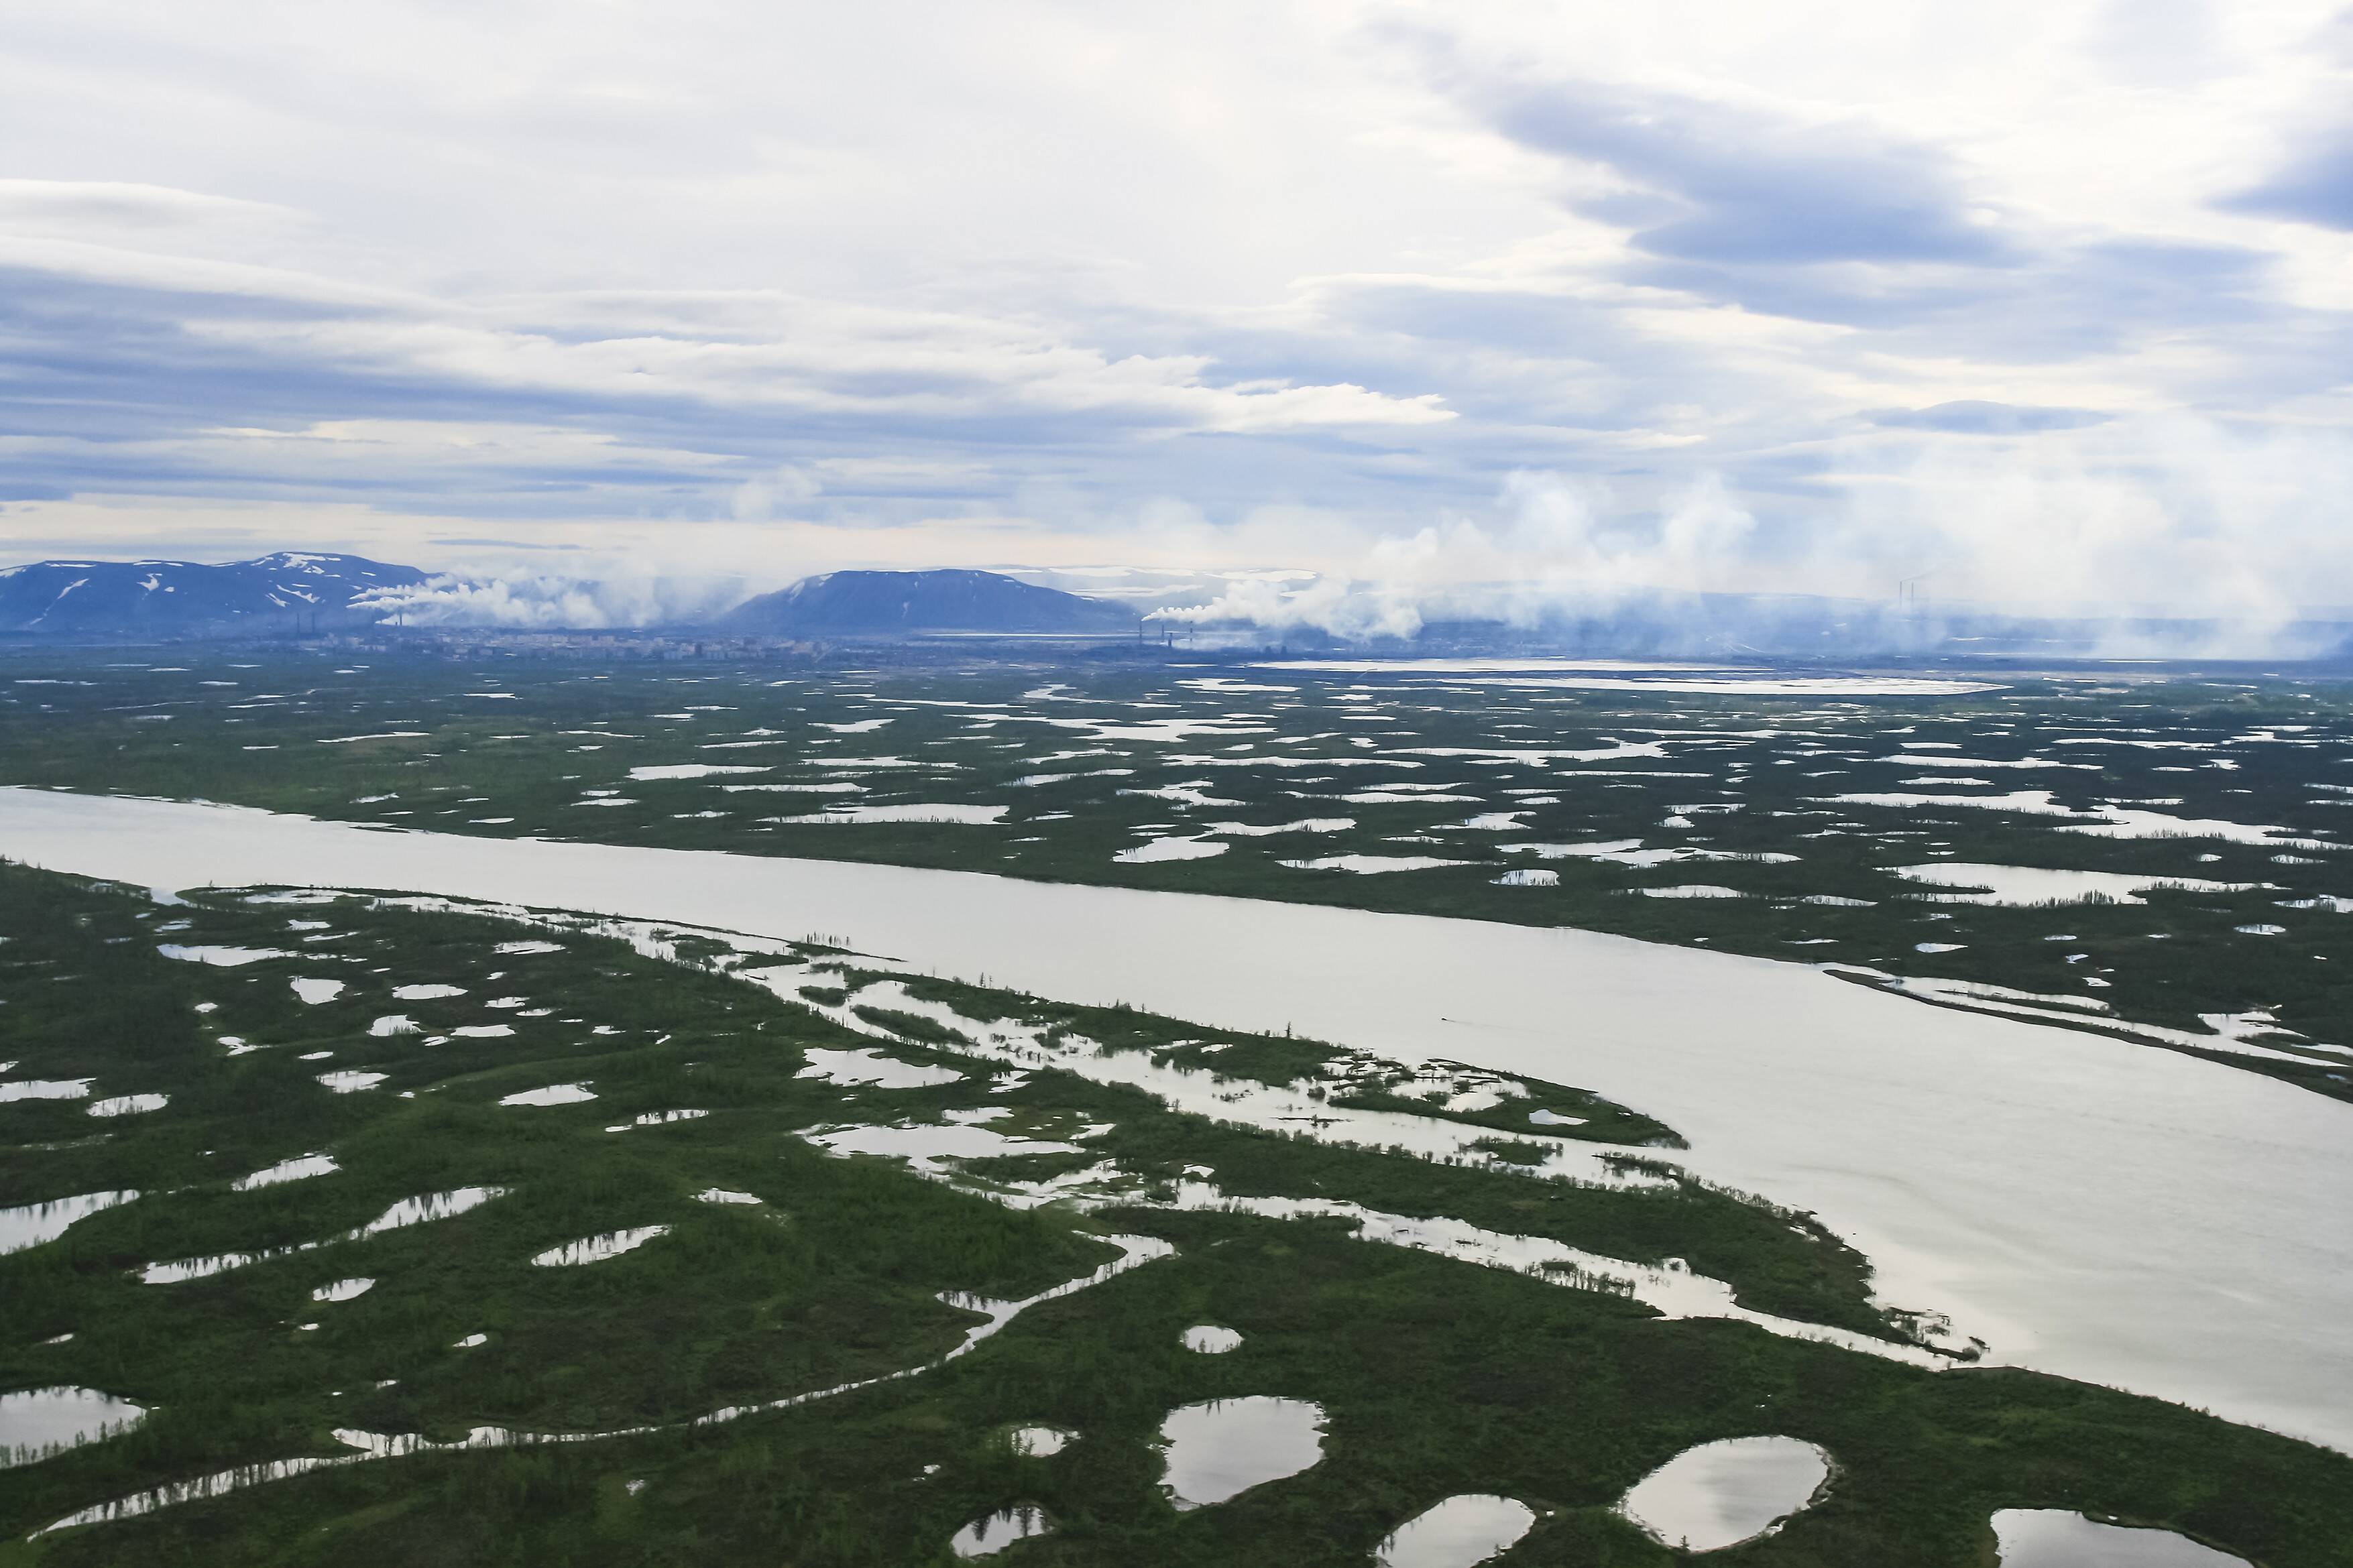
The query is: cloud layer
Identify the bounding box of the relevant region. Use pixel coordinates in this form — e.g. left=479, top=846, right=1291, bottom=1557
left=0, top=1, right=2348, bottom=625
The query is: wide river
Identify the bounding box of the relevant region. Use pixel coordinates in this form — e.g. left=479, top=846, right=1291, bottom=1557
left=5, top=787, right=2348, bottom=1453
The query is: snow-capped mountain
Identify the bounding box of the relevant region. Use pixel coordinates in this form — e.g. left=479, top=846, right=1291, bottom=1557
left=0, top=552, right=426, bottom=636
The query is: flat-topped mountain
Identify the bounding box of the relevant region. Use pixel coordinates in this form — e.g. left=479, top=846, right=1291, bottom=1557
left=0, top=552, right=425, bottom=636
left=722, top=568, right=1139, bottom=637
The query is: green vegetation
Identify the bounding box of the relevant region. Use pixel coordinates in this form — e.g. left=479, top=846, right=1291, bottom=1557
left=5, top=862, right=2350, bottom=1563
left=3, top=650, right=2349, bottom=1102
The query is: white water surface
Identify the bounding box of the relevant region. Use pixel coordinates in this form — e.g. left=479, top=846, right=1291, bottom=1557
left=1, top=1388, right=146, bottom=1468
left=1258, top=658, right=1743, bottom=674
left=770, top=804, right=1008, bottom=825
left=1157, top=1396, right=1324, bottom=1510
left=1, top=1190, right=138, bottom=1256
left=498, top=1083, right=597, bottom=1107
left=1281, top=854, right=1471, bottom=874
left=610, top=1109, right=707, bottom=1130
left=139, top=1186, right=506, bottom=1284
left=232, top=1154, right=336, bottom=1191
left=1617, top=1436, right=1828, bottom=1552
left=628, top=764, right=768, bottom=781
left=1447, top=674, right=2002, bottom=695
left=355, top=1187, right=506, bottom=1239
left=87, top=1093, right=167, bottom=1117
left=1377, top=1494, right=1536, bottom=1567
left=0, top=1079, right=89, bottom=1103
left=156, top=944, right=291, bottom=966
left=1252, top=660, right=1999, bottom=695
left=1994, top=1510, right=2248, bottom=1565
left=1892, top=864, right=2256, bottom=906
left=950, top=1503, right=1051, bottom=1557
left=1007, top=1425, right=1069, bottom=1457
left=796, top=1048, right=962, bottom=1089
left=1, top=789, right=2348, bottom=1451
left=532, top=1226, right=669, bottom=1266
left=1113, top=836, right=1228, bottom=863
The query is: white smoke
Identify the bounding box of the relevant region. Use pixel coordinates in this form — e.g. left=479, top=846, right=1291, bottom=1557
left=1153, top=470, right=1763, bottom=640
left=1829, top=414, right=2353, bottom=625
left=1153, top=416, right=2353, bottom=656
left=355, top=573, right=748, bottom=629
left=338, top=411, right=2353, bottom=658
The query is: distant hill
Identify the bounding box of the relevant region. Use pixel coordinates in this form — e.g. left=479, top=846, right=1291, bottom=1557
left=722, top=568, right=1139, bottom=638
left=0, top=552, right=426, bottom=636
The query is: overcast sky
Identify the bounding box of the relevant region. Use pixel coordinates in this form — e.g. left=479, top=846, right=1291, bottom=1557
left=3, top=1, right=2350, bottom=615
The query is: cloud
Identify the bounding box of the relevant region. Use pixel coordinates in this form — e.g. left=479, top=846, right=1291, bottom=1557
left=1870, top=402, right=2113, bottom=434
left=2080, top=0, right=2236, bottom=86
left=729, top=465, right=823, bottom=522
left=2220, top=129, right=2353, bottom=231
left=1, top=3, right=2350, bottom=633
left=1145, top=408, right=2353, bottom=658
left=1825, top=414, right=2353, bottom=625
left=0, top=246, right=1452, bottom=530
left=1392, top=29, right=2302, bottom=371
left=0, top=180, right=304, bottom=238
left=1413, top=48, right=2006, bottom=268
left=1627, top=236, right=2282, bottom=357
left=1156, top=468, right=1763, bottom=640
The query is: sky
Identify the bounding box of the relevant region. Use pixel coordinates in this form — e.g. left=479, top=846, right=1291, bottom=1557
left=2, top=0, right=2351, bottom=627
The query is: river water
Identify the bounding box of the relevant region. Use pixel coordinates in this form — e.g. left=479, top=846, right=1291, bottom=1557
left=2, top=787, right=2346, bottom=1453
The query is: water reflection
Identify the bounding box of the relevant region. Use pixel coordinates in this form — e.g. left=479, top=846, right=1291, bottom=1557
left=950, top=1502, right=1051, bottom=1557
left=1377, top=1494, right=1537, bottom=1567
left=1007, top=1426, right=1070, bottom=1457
left=531, top=1225, right=669, bottom=1267
left=1157, top=1396, right=1325, bottom=1510
left=1, top=1189, right=137, bottom=1256
left=1994, top=1510, right=2248, bottom=1566
left=1, top=1387, right=146, bottom=1468
left=1617, top=1436, right=1829, bottom=1553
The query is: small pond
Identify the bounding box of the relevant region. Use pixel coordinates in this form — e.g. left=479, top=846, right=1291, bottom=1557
left=1377, top=1494, right=1537, bottom=1567
left=1994, top=1510, right=2248, bottom=1566
left=1157, top=1396, right=1325, bottom=1511
left=1617, top=1436, right=1829, bottom=1553
left=1, top=1387, right=146, bottom=1468
left=950, top=1503, right=1051, bottom=1557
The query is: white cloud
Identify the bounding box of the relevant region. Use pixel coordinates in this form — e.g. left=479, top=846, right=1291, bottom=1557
left=0, top=0, right=2345, bottom=623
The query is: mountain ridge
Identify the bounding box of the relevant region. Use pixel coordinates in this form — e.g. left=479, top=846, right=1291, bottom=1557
left=721, top=568, right=1140, bottom=638
left=0, top=552, right=426, bottom=637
